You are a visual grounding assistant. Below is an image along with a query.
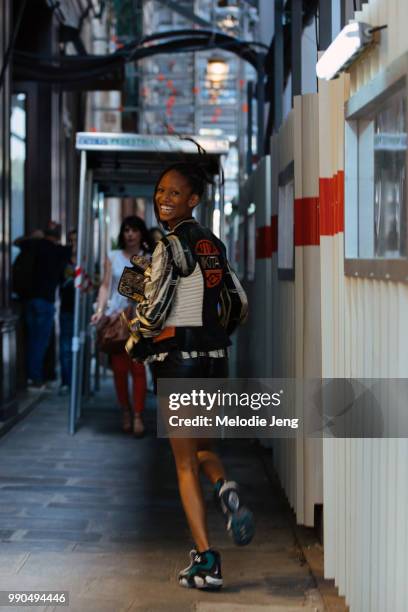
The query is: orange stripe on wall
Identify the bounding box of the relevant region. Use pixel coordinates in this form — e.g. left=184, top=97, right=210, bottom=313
left=319, top=170, right=344, bottom=235
left=255, top=171, right=343, bottom=259
left=336, top=170, right=344, bottom=234
left=294, top=197, right=320, bottom=246
left=255, top=215, right=278, bottom=259
left=271, top=215, right=278, bottom=253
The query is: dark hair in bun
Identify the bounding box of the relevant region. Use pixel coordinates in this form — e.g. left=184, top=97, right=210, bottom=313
left=153, top=139, right=222, bottom=228
left=155, top=160, right=217, bottom=197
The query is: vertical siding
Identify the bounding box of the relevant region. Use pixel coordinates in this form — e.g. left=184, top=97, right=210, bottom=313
left=268, top=99, right=323, bottom=527
left=350, top=0, right=408, bottom=95
left=240, top=2, right=408, bottom=604
left=326, top=205, right=408, bottom=612
left=322, top=1, right=408, bottom=609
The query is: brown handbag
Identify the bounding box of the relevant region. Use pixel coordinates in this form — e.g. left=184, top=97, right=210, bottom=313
left=96, top=308, right=132, bottom=354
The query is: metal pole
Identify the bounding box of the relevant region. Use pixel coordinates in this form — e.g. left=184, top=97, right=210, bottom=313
left=69, top=150, right=87, bottom=434
left=94, top=191, right=104, bottom=393
left=76, top=270, right=87, bottom=422
left=219, top=162, right=225, bottom=244
left=246, top=81, right=254, bottom=175
left=274, top=0, right=284, bottom=132
left=75, top=172, right=93, bottom=423
left=256, top=54, right=265, bottom=158
left=83, top=182, right=97, bottom=401
left=208, top=182, right=215, bottom=230
left=291, top=0, right=302, bottom=98
left=340, top=0, right=347, bottom=28
left=319, top=0, right=333, bottom=50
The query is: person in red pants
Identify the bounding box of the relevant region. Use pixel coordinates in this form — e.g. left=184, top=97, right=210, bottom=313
left=110, top=352, right=146, bottom=431
left=91, top=216, right=153, bottom=436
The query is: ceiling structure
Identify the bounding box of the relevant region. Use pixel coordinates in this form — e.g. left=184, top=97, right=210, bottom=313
left=137, top=0, right=260, bottom=207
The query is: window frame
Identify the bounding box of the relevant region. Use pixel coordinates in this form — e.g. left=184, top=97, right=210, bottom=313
left=345, top=51, right=408, bottom=282
left=245, top=203, right=256, bottom=282
left=278, top=161, right=295, bottom=281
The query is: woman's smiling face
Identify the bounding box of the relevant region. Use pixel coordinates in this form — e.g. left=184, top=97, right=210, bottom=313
left=155, top=170, right=199, bottom=229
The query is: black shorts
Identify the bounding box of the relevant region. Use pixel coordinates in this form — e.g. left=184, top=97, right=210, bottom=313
left=152, top=350, right=228, bottom=394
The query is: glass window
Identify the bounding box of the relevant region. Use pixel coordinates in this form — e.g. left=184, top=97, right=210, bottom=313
left=10, top=93, right=26, bottom=263
left=246, top=203, right=256, bottom=282
left=373, top=89, right=407, bottom=258
left=278, top=166, right=294, bottom=280
left=346, top=85, right=408, bottom=262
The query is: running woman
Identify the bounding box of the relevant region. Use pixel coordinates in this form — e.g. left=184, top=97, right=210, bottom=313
left=128, top=159, right=254, bottom=589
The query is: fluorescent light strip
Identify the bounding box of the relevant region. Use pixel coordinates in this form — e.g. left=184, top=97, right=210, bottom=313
left=316, top=21, right=374, bottom=81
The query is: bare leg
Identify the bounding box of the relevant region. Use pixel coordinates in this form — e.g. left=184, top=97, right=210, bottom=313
left=169, top=437, right=210, bottom=553
left=197, top=440, right=226, bottom=485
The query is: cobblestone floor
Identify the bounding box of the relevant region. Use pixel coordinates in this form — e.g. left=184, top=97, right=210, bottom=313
left=0, top=379, right=325, bottom=612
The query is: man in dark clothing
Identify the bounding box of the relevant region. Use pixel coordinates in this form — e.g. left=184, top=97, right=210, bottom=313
left=15, top=225, right=69, bottom=388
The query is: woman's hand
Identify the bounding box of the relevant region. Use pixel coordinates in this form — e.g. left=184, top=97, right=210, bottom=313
left=90, top=256, right=112, bottom=325
left=91, top=310, right=103, bottom=325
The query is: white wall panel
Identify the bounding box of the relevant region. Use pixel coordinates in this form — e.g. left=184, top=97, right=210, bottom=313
left=239, top=2, right=408, bottom=606
left=319, top=59, right=408, bottom=612
left=321, top=3, right=408, bottom=608
left=268, top=99, right=323, bottom=527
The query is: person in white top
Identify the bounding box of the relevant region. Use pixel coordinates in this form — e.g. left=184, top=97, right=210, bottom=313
left=91, top=216, right=153, bottom=436
left=128, top=159, right=253, bottom=590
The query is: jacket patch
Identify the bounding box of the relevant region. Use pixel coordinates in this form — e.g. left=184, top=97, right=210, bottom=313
left=195, top=239, right=222, bottom=288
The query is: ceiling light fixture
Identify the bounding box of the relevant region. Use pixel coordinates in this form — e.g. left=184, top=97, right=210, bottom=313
left=218, top=14, right=239, bottom=30
left=206, top=56, right=229, bottom=90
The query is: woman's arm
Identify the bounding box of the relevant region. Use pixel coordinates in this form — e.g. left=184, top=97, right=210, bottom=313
left=90, top=256, right=112, bottom=324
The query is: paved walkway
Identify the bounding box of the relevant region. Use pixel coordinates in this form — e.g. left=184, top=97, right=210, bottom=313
left=0, top=379, right=327, bottom=612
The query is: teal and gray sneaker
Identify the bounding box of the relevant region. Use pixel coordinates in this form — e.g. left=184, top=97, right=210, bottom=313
left=178, top=549, right=223, bottom=590
left=215, top=479, right=255, bottom=546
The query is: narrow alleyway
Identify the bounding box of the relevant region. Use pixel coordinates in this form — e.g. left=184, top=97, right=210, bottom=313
left=0, top=380, right=325, bottom=612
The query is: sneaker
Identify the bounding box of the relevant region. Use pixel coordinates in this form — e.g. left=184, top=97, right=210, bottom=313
left=27, top=380, right=46, bottom=391
left=178, top=549, right=223, bottom=590
left=215, top=479, right=255, bottom=546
